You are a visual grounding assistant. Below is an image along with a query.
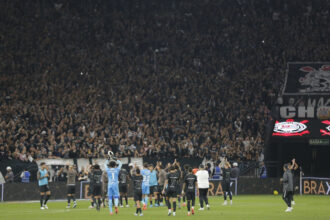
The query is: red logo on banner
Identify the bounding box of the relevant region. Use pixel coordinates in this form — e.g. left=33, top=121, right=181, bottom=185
left=320, top=120, right=330, bottom=136
left=273, top=119, right=310, bottom=137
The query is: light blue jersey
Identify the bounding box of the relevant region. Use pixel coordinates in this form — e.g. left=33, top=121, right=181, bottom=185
left=141, top=168, right=150, bottom=195
left=38, top=168, right=48, bottom=186
left=105, top=160, right=122, bottom=198
left=149, top=170, right=158, bottom=186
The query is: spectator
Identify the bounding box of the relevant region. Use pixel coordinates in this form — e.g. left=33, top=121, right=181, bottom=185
left=20, top=169, right=31, bottom=183
left=5, top=167, right=14, bottom=183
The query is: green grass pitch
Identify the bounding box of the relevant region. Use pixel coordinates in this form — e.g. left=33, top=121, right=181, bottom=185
left=0, top=195, right=329, bottom=220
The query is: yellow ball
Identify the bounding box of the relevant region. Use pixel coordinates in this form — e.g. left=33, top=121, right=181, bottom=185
left=273, top=190, right=279, bottom=195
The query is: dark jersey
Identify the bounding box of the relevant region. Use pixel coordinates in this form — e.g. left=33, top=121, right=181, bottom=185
left=132, top=174, right=143, bottom=192
left=119, top=169, right=128, bottom=185
left=167, top=171, right=180, bottom=190
left=184, top=173, right=197, bottom=192
left=222, top=168, right=231, bottom=182
left=91, top=169, right=103, bottom=185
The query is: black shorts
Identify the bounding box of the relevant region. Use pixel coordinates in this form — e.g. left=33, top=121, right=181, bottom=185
left=158, top=185, right=164, bottom=194
left=134, top=191, right=142, bottom=201
left=177, top=184, right=182, bottom=195
left=186, top=191, right=195, bottom=200
left=67, top=185, right=76, bottom=194
left=222, top=181, right=231, bottom=192
left=119, top=184, right=128, bottom=193
left=93, top=185, right=102, bottom=196
left=102, top=185, right=108, bottom=197
left=88, top=185, right=94, bottom=196
left=39, top=184, right=50, bottom=193
left=150, top=185, right=158, bottom=194
left=166, top=188, right=177, bottom=198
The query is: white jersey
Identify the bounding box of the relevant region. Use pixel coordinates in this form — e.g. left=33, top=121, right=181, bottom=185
left=196, top=169, right=209, bottom=189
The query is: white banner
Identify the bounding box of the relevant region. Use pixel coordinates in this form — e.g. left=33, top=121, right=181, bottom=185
left=35, top=158, right=74, bottom=167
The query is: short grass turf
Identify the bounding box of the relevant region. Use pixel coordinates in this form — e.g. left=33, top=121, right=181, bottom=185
left=0, top=195, right=329, bottom=220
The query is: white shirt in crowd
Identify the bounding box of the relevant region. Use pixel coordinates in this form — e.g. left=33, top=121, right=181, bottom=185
left=196, top=169, right=209, bottom=189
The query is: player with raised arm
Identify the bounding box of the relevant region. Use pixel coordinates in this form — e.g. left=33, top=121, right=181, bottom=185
left=222, top=162, right=233, bottom=205
left=141, top=163, right=151, bottom=210
left=163, top=165, right=180, bottom=216
left=105, top=151, right=122, bottom=215
left=289, top=158, right=298, bottom=205
left=182, top=167, right=198, bottom=216
left=37, top=162, right=51, bottom=210
left=281, top=163, right=294, bottom=212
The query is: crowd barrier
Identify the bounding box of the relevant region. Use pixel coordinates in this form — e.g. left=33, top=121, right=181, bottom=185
left=0, top=177, right=302, bottom=201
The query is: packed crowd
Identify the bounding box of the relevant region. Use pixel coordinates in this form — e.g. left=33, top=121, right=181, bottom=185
left=0, top=1, right=329, bottom=165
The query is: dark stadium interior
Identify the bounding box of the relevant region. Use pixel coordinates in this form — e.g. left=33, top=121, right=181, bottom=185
left=0, top=0, right=329, bottom=186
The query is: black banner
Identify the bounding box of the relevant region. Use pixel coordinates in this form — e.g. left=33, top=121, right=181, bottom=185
left=301, top=177, right=330, bottom=195
left=283, top=62, right=330, bottom=95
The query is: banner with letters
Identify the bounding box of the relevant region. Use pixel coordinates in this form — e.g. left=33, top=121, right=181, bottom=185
left=300, top=177, right=330, bottom=195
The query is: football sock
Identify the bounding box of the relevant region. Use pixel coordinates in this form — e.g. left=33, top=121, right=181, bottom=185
left=114, top=198, right=119, bottom=207
left=44, top=194, right=50, bottom=205
left=183, top=195, right=186, bottom=203
left=173, top=201, right=177, bottom=212
left=205, top=196, right=209, bottom=205
left=125, top=195, right=128, bottom=205
left=120, top=197, right=123, bottom=206
left=145, top=197, right=148, bottom=206
left=150, top=200, right=153, bottom=205
left=109, top=198, right=113, bottom=212
left=72, top=196, right=76, bottom=202
left=229, top=192, right=232, bottom=200
left=91, top=201, right=94, bottom=207
left=68, top=196, right=71, bottom=204
left=192, top=197, right=195, bottom=206
left=187, top=201, right=191, bottom=211
left=224, top=192, right=227, bottom=200
left=167, top=200, right=171, bottom=209
left=40, top=195, right=44, bottom=207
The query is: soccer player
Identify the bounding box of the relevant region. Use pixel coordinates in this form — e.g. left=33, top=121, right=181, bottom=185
left=132, top=168, right=144, bottom=216
left=102, top=170, right=108, bottom=208
left=181, top=164, right=189, bottom=207
left=281, top=163, right=294, bottom=212
left=59, top=165, right=78, bottom=208
left=149, top=164, right=158, bottom=207
left=119, top=167, right=130, bottom=208
left=105, top=158, right=122, bottom=215
left=289, top=158, right=298, bottom=205
left=162, top=166, right=180, bottom=216
left=195, top=164, right=210, bottom=210
left=91, top=164, right=103, bottom=211
left=156, top=163, right=166, bottom=206
left=37, top=162, right=51, bottom=210
left=222, top=162, right=233, bottom=205
left=141, top=163, right=151, bottom=210
left=174, top=162, right=183, bottom=209
left=87, top=165, right=95, bottom=208
left=182, top=167, right=198, bottom=216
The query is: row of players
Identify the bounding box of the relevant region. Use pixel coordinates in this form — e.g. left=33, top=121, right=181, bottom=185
left=37, top=158, right=235, bottom=216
